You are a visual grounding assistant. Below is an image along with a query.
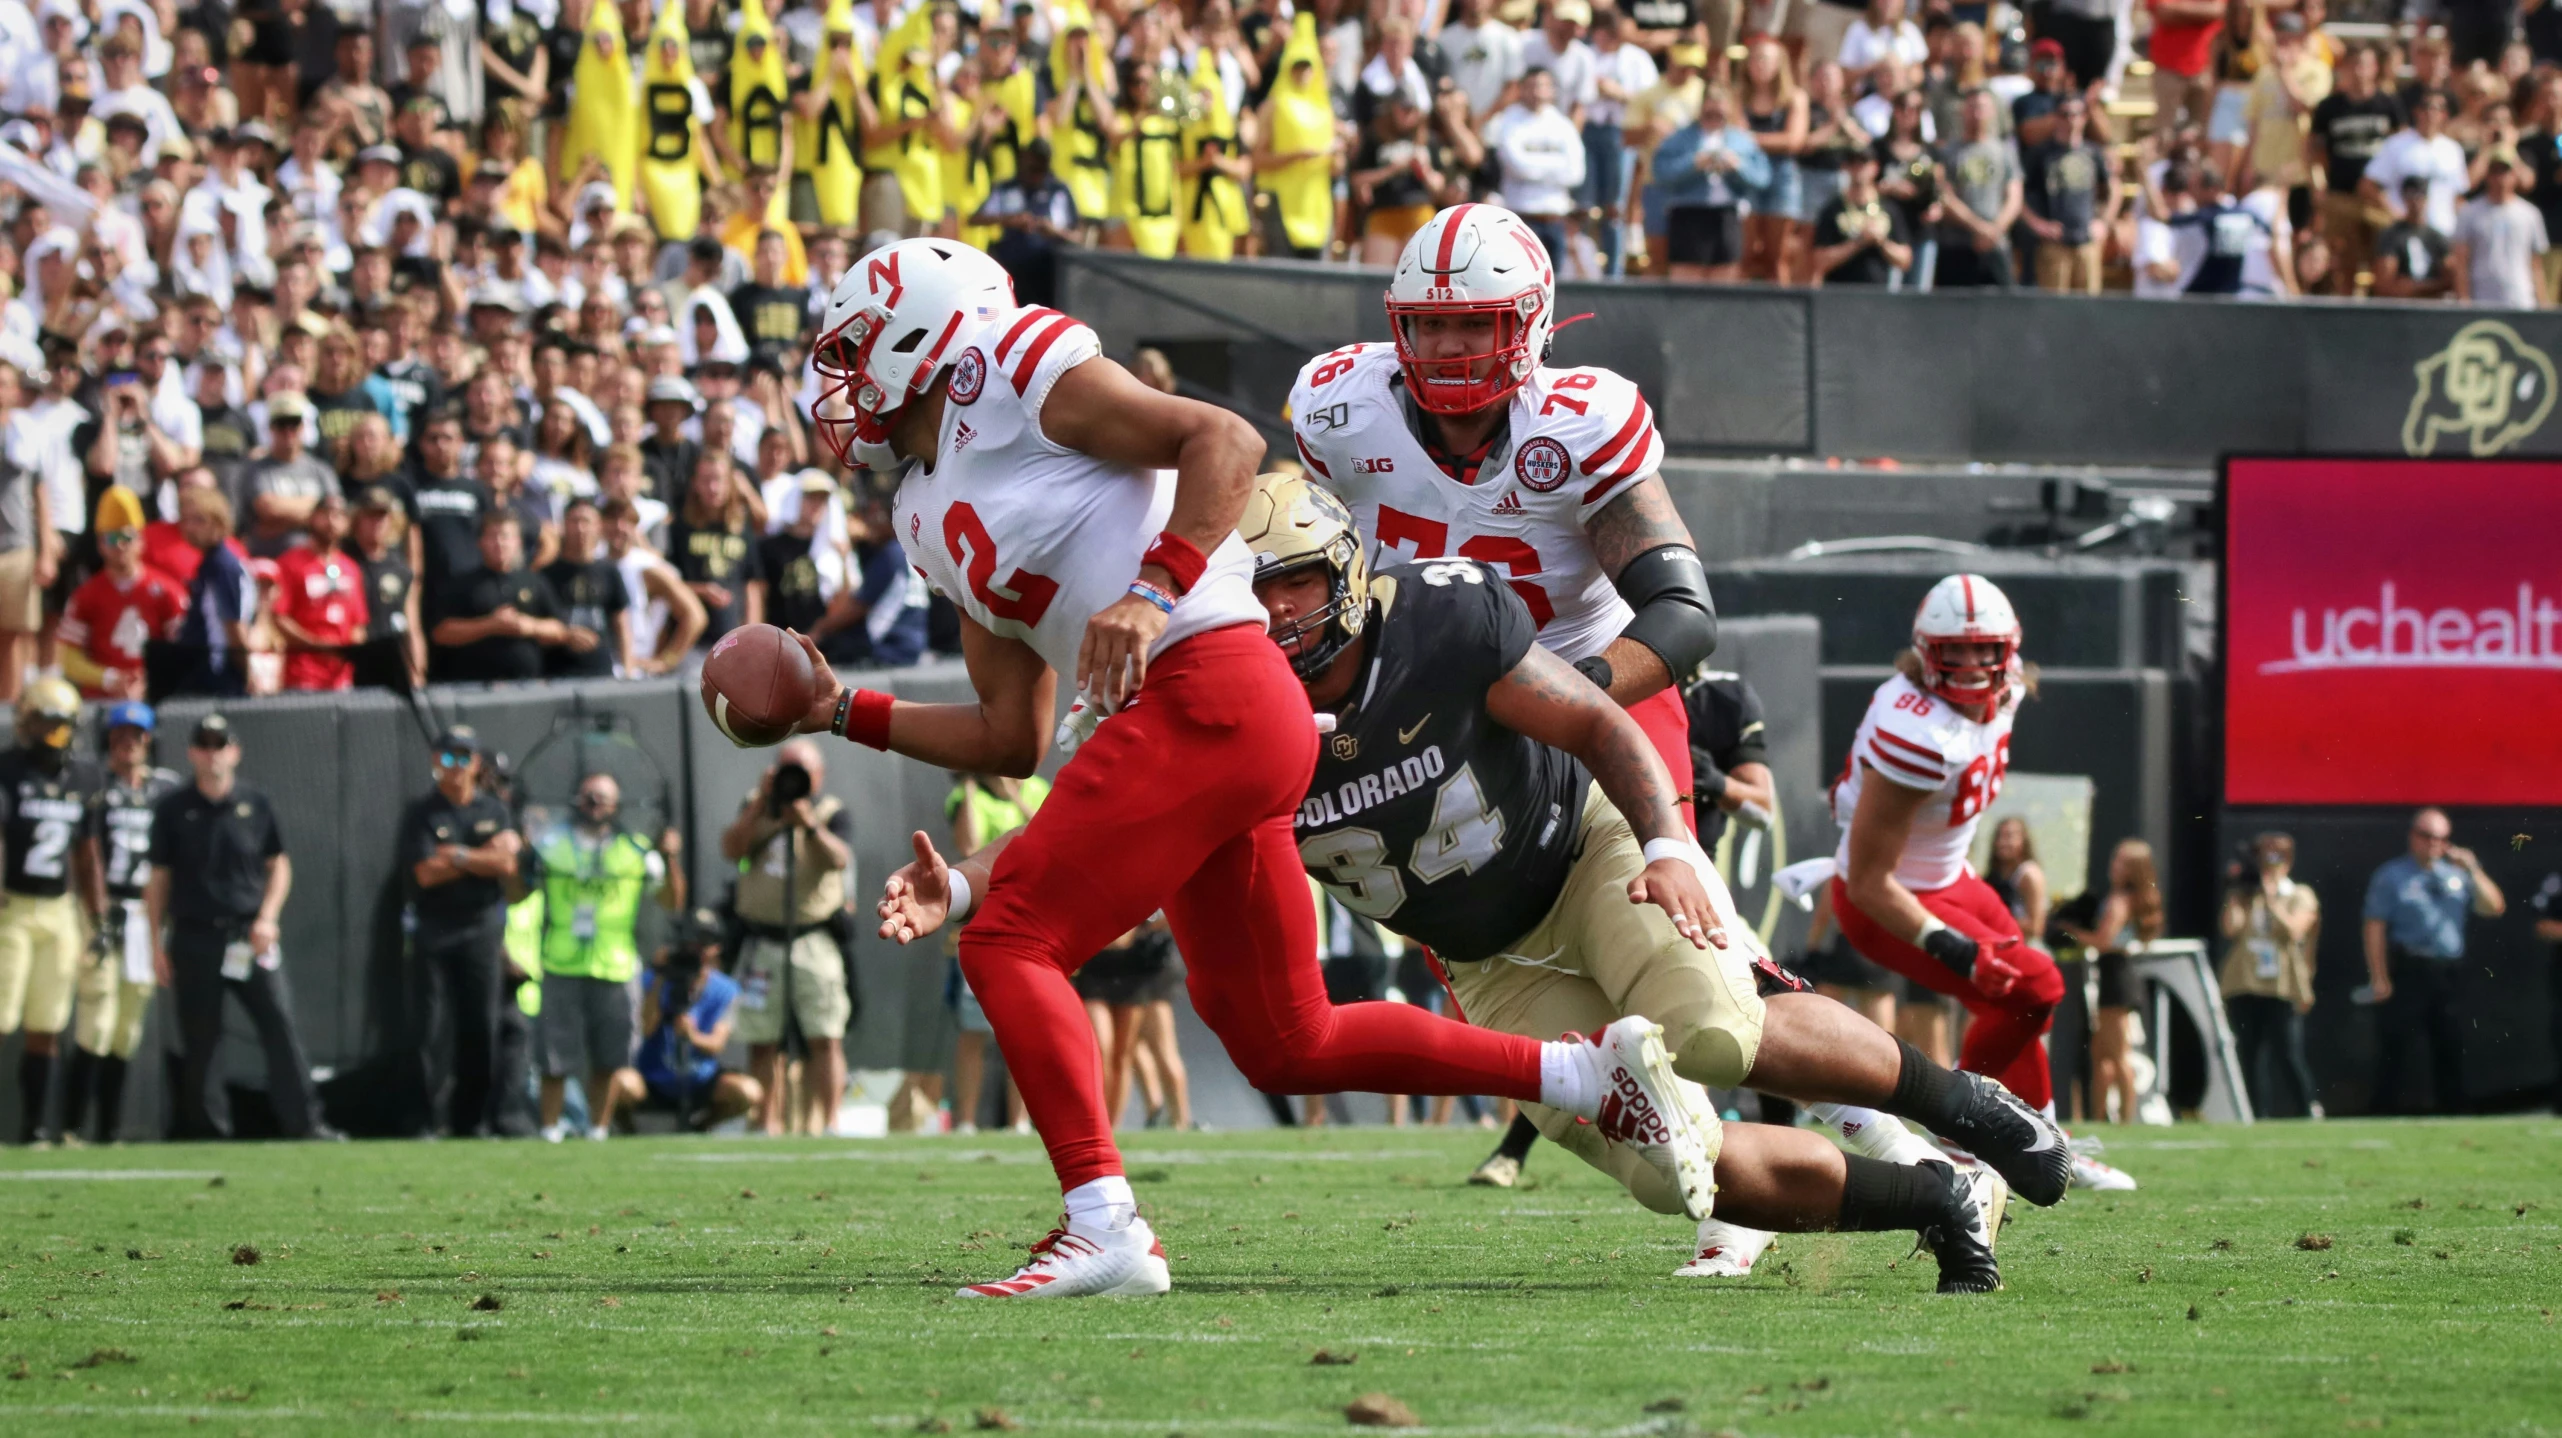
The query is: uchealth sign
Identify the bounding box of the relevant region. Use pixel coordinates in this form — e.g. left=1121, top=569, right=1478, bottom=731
left=2224, top=457, right=2562, bottom=806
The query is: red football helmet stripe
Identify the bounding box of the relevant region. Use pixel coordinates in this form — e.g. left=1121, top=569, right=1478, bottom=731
left=1433, top=203, right=1475, bottom=272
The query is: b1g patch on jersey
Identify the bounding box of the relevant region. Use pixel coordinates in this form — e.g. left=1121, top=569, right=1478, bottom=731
left=948, top=347, right=988, bottom=406
left=1514, top=436, right=1571, bottom=493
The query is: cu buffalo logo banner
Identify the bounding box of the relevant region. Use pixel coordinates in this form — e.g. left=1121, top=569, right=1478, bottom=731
left=2404, top=320, right=2557, bottom=457
left=1514, top=436, right=1571, bottom=492
left=948, top=347, right=987, bottom=405
left=2223, top=457, right=2562, bottom=805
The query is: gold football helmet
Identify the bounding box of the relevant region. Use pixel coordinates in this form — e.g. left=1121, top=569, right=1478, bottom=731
left=1240, top=472, right=1371, bottom=680
left=17, top=676, right=81, bottom=752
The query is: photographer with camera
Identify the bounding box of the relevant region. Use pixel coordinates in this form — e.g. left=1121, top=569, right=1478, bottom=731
left=621, top=908, right=763, bottom=1131
left=719, top=739, right=854, bottom=1136
left=529, top=771, right=685, bottom=1142
left=2220, top=832, right=2323, bottom=1120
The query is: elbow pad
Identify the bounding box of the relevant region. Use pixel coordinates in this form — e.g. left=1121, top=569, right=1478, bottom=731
left=1612, top=543, right=1718, bottom=678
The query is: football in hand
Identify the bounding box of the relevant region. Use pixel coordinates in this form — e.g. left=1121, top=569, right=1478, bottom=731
left=701, top=624, right=818, bottom=748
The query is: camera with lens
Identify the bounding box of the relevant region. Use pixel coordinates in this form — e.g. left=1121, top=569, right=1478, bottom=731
left=766, top=758, right=813, bottom=816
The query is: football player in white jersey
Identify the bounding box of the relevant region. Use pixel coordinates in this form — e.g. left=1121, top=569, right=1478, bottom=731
left=1829, top=576, right=2074, bottom=1131
left=1287, top=205, right=1716, bottom=831
left=1290, top=204, right=1881, bottom=1266
left=791, top=239, right=1716, bottom=1300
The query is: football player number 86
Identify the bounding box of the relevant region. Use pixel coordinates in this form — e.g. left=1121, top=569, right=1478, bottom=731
left=1299, top=765, right=1506, bottom=921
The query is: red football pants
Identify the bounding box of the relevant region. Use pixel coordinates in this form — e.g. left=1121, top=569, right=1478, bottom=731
left=959, top=625, right=1545, bottom=1193
left=1829, top=873, right=2064, bottom=1110
left=1623, top=686, right=1695, bottom=836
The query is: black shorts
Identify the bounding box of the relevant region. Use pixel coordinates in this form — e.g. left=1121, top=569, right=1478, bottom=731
left=2094, top=951, right=2139, bottom=1010
left=1666, top=205, right=1744, bottom=268
left=1074, top=942, right=1181, bottom=1007
left=1792, top=939, right=1897, bottom=993
left=1321, top=953, right=1388, bottom=1006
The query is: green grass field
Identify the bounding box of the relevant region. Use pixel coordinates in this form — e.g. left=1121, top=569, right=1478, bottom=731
left=3, top=1119, right=2559, bottom=1435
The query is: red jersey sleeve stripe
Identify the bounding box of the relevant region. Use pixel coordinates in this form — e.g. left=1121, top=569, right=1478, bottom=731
left=1868, top=740, right=1946, bottom=784
left=1008, top=316, right=1080, bottom=395
left=1579, top=395, right=1653, bottom=476
left=1294, top=432, right=1333, bottom=479
left=993, top=307, right=1061, bottom=364
left=1873, top=727, right=1943, bottom=762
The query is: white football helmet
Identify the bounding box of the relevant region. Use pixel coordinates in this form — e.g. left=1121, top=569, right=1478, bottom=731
left=1386, top=203, right=1556, bottom=415
left=1912, top=574, right=2022, bottom=708
left=812, top=238, right=1015, bottom=470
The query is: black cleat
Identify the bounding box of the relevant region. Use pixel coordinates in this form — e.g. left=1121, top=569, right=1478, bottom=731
left=1938, top=1071, right=2070, bottom=1207
left=1917, top=1160, right=2004, bottom=1294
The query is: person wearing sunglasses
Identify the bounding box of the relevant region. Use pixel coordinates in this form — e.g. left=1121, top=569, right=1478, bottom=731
left=399, top=725, right=525, bottom=1138
left=57, top=486, right=186, bottom=701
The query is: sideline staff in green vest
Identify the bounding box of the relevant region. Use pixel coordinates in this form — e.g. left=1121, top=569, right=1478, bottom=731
left=529, top=771, right=685, bottom=1142
left=719, top=738, right=854, bottom=1136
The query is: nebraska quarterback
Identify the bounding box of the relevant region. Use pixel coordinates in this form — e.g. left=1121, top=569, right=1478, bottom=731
left=797, top=239, right=1713, bottom=1300
left=1830, top=577, right=2072, bottom=1153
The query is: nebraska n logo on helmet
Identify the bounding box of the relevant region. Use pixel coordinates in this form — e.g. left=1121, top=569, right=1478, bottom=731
left=1912, top=574, right=2022, bottom=708
left=1388, top=205, right=1558, bottom=416
left=811, top=239, right=1015, bottom=471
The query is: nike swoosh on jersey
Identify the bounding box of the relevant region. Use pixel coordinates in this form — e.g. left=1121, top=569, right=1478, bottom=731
left=1398, top=714, right=1431, bottom=744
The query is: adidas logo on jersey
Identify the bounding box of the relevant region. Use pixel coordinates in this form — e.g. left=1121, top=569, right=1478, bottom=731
left=953, top=420, right=978, bottom=453
left=1492, top=492, right=1525, bottom=515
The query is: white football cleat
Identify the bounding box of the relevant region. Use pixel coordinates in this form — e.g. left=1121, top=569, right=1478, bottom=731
left=1468, top=1152, right=1522, bottom=1188
left=1674, top=1220, right=1774, bottom=1278
left=2069, top=1151, right=2139, bottom=1191
left=1958, top=1163, right=2010, bottom=1256
left=956, top=1216, right=1171, bottom=1299
left=1586, top=1016, right=1718, bottom=1221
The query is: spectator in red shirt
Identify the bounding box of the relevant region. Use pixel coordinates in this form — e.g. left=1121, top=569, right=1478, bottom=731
left=271, top=493, right=370, bottom=692
left=2148, top=0, right=2224, bottom=136
left=59, top=486, right=188, bottom=701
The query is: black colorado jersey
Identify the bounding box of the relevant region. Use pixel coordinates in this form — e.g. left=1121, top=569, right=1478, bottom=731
left=0, top=750, right=103, bottom=898
left=99, top=767, right=183, bottom=899
left=1295, top=559, right=1589, bottom=963
left=1682, top=668, right=1769, bottom=850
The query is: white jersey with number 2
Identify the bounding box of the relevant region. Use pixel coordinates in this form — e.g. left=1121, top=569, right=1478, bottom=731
left=1287, top=342, right=1667, bottom=664
left=888, top=305, right=1263, bottom=683
left=1830, top=671, right=2018, bottom=892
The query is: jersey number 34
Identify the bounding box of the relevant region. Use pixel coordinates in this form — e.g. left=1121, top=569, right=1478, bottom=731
left=1298, top=764, right=1503, bottom=921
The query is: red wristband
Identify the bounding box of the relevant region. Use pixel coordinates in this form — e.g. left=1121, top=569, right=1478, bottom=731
left=1140, top=531, right=1209, bottom=595
left=841, top=688, right=895, bottom=750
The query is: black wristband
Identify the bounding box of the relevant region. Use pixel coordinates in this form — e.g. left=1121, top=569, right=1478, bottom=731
left=1573, top=654, right=1615, bottom=691
left=1921, top=924, right=1980, bottom=977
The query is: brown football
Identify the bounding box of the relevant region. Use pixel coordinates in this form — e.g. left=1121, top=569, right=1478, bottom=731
left=701, top=624, right=817, bottom=748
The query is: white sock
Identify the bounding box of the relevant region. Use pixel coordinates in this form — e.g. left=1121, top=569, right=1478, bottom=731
left=2041, top=1101, right=2059, bottom=1124
left=1537, top=1038, right=1600, bottom=1118
left=1063, top=1175, right=1137, bottom=1234
left=1809, top=1103, right=1939, bottom=1166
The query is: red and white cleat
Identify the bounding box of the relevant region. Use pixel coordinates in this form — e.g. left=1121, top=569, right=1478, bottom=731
left=1673, top=1219, right=1774, bottom=1278
left=1587, top=1016, right=1718, bottom=1222
left=956, top=1216, right=1172, bottom=1299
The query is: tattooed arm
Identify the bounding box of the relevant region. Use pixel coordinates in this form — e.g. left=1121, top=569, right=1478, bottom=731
left=1485, top=640, right=1724, bottom=946
left=1484, top=642, right=1687, bottom=845
left=1582, top=476, right=1701, bottom=706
